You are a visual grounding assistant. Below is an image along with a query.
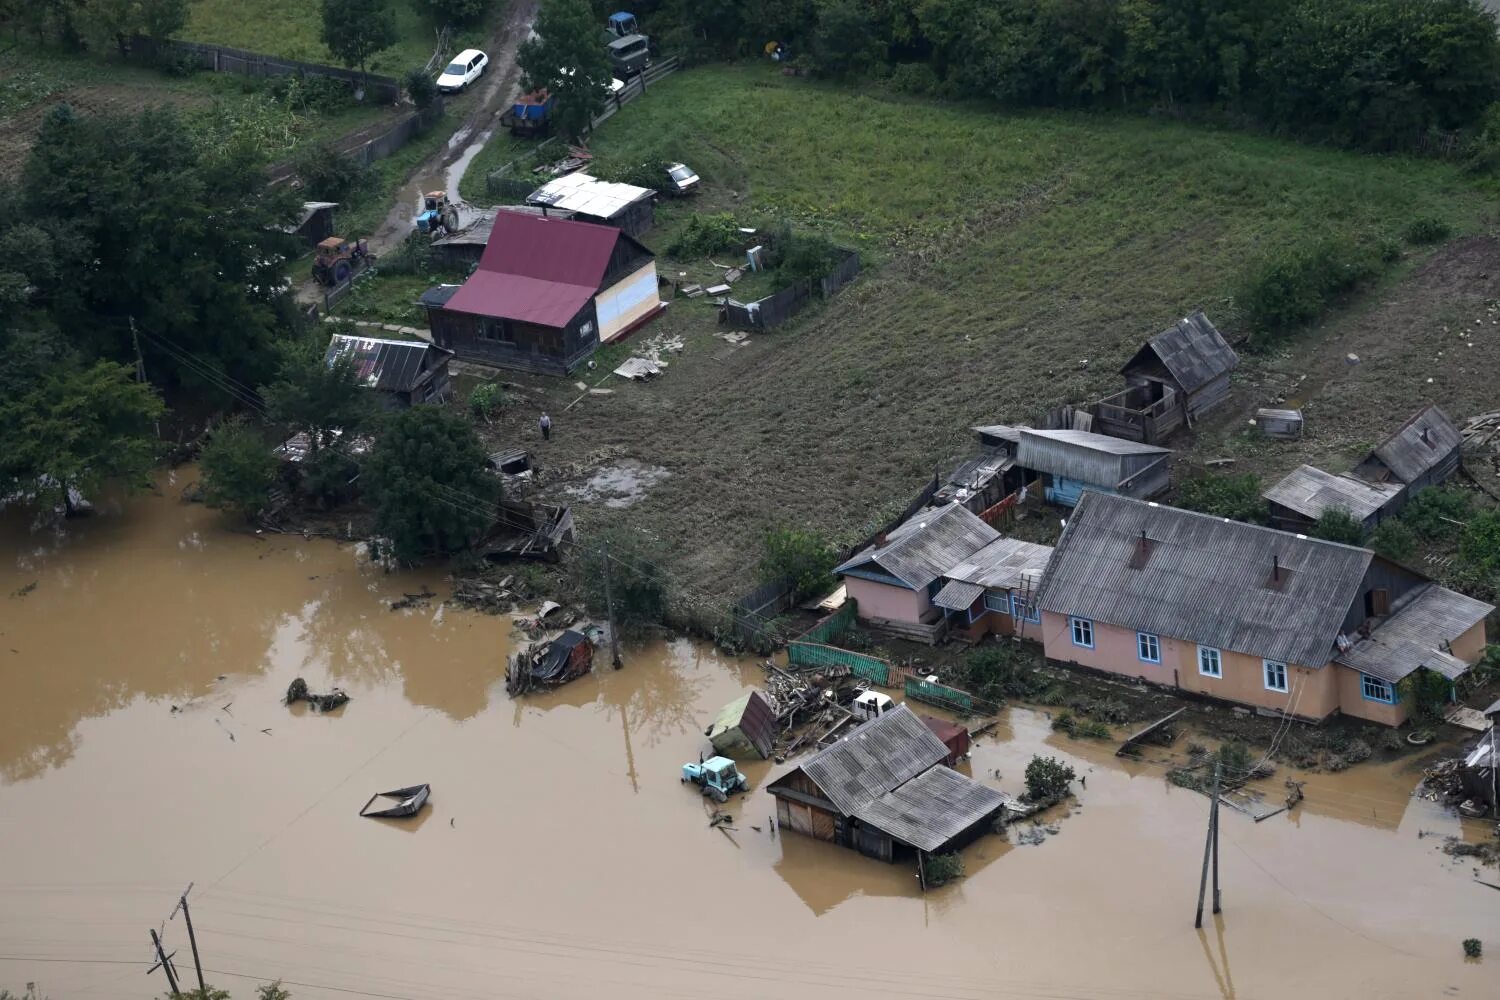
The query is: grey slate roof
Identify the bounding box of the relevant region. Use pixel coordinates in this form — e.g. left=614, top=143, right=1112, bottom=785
left=1035, top=492, right=1373, bottom=667
left=834, top=503, right=999, bottom=591
left=325, top=335, right=448, bottom=393
left=1263, top=465, right=1403, bottom=523
left=1124, top=310, right=1238, bottom=392
left=798, top=705, right=950, bottom=816
left=932, top=579, right=985, bottom=611
left=973, top=424, right=1026, bottom=445
left=1369, top=405, right=1461, bottom=484
left=853, top=765, right=1008, bottom=852
left=1017, top=429, right=1169, bottom=487
left=1336, top=584, right=1493, bottom=683
left=945, top=537, right=1054, bottom=591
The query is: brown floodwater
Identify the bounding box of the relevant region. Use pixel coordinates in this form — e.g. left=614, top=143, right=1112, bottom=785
left=1, top=475, right=1495, bottom=1000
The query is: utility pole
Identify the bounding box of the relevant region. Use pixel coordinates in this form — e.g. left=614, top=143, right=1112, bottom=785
left=170, top=883, right=206, bottom=995
left=1211, top=762, right=1222, bottom=916
left=1194, top=761, right=1222, bottom=929
left=129, top=317, right=146, bottom=384
left=149, top=928, right=180, bottom=998
left=603, top=542, right=622, bottom=668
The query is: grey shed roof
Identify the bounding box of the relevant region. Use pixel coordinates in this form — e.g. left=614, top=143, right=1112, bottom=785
left=798, top=705, right=950, bottom=816
left=1017, top=429, right=1169, bottom=486
left=853, top=765, right=1008, bottom=852
left=1368, top=405, right=1461, bottom=484
left=1263, top=465, right=1403, bottom=523
left=834, top=503, right=999, bottom=591
left=1336, top=584, right=1493, bottom=683
left=973, top=424, right=1026, bottom=444
left=1123, top=310, right=1238, bottom=392
left=1036, top=492, right=1374, bottom=667
left=932, top=579, right=985, bottom=611
left=945, top=537, right=1054, bottom=591
left=325, top=335, right=448, bottom=393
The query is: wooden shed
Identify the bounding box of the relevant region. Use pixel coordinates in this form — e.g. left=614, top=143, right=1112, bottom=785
left=1017, top=428, right=1171, bottom=507
left=1352, top=404, right=1461, bottom=493
left=1256, top=408, right=1304, bottom=440
left=920, top=715, right=971, bottom=766
left=706, top=691, right=775, bottom=760
left=1094, top=311, right=1238, bottom=443
left=1263, top=465, right=1403, bottom=534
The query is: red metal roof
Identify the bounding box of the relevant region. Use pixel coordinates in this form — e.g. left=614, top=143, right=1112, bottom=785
left=444, top=213, right=620, bottom=328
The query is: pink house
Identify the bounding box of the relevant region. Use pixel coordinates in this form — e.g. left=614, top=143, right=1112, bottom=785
left=1034, top=492, right=1492, bottom=726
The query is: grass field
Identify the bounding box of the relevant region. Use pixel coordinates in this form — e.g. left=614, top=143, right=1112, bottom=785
left=467, top=64, right=1498, bottom=601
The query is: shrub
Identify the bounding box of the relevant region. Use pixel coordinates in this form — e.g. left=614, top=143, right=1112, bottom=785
left=199, top=417, right=279, bottom=520
left=595, top=159, right=669, bottom=191
left=923, top=852, right=964, bottom=886
left=1176, top=472, right=1265, bottom=523
left=1399, top=669, right=1453, bottom=726
left=1463, top=938, right=1482, bottom=959
left=889, top=62, right=940, bottom=96
left=575, top=528, right=672, bottom=633
left=1074, top=719, right=1112, bottom=739
left=1311, top=507, right=1365, bottom=545
left=276, top=73, right=357, bottom=114
left=405, top=67, right=438, bottom=110
left=1404, top=217, right=1452, bottom=245
left=1369, top=520, right=1417, bottom=562
left=1238, top=238, right=1378, bottom=338
left=1052, top=709, right=1076, bottom=731
left=1400, top=487, right=1472, bottom=541
left=294, top=143, right=375, bottom=203
left=1458, top=509, right=1500, bottom=576
left=377, top=232, right=437, bottom=276
left=1024, top=755, right=1076, bottom=802
left=775, top=228, right=842, bottom=285
left=761, top=528, right=838, bottom=603
left=667, top=213, right=743, bottom=258
left=468, top=382, right=506, bottom=420
left=964, top=643, right=1043, bottom=701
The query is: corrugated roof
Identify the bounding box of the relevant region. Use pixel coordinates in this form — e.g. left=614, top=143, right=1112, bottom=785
left=1018, top=429, right=1169, bottom=487
left=1124, top=310, right=1238, bottom=392
left=528, top=172, right=652, bottom=219
left=1036, top=493, right=1373, bottom=667
left=325, top=335, right=446, bottom=392
left=1369, top=405, right=1461, bottom=484
left=973, top=424, right=1025, bottom=444
left=932, top=579, right=984, bottom=611
left=853, top=765, right=1007, bottom=852
left=799, top=705, right=950, bottom=816
left=834, top=503, right=1000, bottom=590
left=1336, top=584, right=1493, bottom=683
left=945, top=537, right=1054, bottom=591
left=1263, top=465, right=1403, bottom=523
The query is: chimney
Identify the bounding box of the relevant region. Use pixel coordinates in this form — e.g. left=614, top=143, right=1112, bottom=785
left=1137, top=529, right=1151, bottom=558
left=875, top=532, right=888, bottom=548
left=1273, top=554, right=1280, bottom=583
left=1420, top=427, right=1432, bottom=447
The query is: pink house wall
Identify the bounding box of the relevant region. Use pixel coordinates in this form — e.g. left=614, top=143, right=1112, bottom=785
left=845, top=576, right=930, bottom=624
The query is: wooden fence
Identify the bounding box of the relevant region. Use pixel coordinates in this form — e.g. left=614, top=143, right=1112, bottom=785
left=722, top=248, right=861, bottom=331
left=130, top=36, right=403, bottom=103
left=731, top=575, right=795, bottom=648
left=267, top=98, right=445, bottom=185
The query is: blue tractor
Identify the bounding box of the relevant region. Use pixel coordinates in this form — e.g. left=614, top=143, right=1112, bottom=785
left=416, top=191, right=460, bottom=235
left=682, top=755, right=750, bottom=803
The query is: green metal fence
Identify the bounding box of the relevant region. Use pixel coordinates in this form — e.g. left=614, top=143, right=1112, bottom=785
left=904, top=677, right=997, bottom=716
left=799, top=600, right=857, bottom=645
left=786, top=641, right=893, bottom=686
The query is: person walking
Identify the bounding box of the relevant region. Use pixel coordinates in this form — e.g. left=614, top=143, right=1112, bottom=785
left=539, top=412, right=552, bottom=441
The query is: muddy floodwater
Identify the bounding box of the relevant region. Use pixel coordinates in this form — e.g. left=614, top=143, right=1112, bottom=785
left=1, top=476, right=1495, bottom=999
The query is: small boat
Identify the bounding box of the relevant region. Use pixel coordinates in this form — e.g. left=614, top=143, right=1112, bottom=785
left=359, top=784, right=430, bottom=818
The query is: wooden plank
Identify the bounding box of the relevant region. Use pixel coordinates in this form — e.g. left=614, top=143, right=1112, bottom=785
left=1116, top=706, right=1185, bottom=756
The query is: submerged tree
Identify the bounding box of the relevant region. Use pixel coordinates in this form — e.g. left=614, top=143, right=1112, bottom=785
left=199, top=416, right=280, bottom=520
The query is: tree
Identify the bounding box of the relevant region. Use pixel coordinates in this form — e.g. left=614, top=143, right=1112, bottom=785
left=364, top=407, right=497, bottom=562
left=80, top=0, right=189, bottom=55
left=199, top=416, right=280, bottom=519
left=1175, top=471, right=1264, bottom=523
left=1023, top=754, right=1076, bottom=802
left=422, top=0, right=489, bottom=24
left=260, top=335, right=374, bottom=456
left=321, top=0, right=398, bottom=79
left=1311, top=507, right=1364, bottom=545
left=518, top=0, right=614, bottom=140
left=576, top=528, right=670, bottom=632
left=811, top=0, right=885, bottom=78
left=761, top=527, right=837, bottom=603
left=1368, top=520, right=1416, bottom=563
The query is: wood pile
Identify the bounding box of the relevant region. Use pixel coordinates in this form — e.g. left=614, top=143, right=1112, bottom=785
left=1461, top=410, right=1500, bottom=446
left=449, top=576, right=515, bottom=614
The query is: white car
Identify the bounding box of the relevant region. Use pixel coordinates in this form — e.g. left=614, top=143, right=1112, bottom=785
left=436, top=49, right=488, bottom=93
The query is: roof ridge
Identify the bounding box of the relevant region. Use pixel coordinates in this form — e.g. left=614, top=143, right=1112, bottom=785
left=1092, top=490, right=1378, bottom=556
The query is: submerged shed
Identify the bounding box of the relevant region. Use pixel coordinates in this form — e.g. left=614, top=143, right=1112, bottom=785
left=706, top=691, right=776, bottom=760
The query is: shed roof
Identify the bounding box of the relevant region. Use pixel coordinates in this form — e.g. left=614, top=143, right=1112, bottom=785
left=853, top=765, right=1007, bottom=853
left=528, top=172, right=653, bottom=218
left=945, top=537, right=1054, bottom=591
left=1036, top=492, right=1374, bottom=667
left=797, top=705, right=950, bottom=816
left=325, top=335, right=448, bottom=393
left=1123, top=310, right=1238, bottom=392
left=1263, top=465, right=1404, bottom=523
left=1367, top=405, right=1461, bottom=484
left=932, top=579, right=984, bottom=611
left=833, top=503, right=1000, bottom=591
left=1336, top=584, right=1493, bottom=683
left=973, top=424, right=1025, bottom=445
left=1017, top=429, right=1169, bottom=486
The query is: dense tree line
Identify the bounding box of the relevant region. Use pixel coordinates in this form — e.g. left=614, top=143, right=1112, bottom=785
left=614, top=0, right=1500, bottom=150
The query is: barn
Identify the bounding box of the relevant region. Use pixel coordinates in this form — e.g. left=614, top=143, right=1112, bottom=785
left=1016, top=428, right=1171, bottom=506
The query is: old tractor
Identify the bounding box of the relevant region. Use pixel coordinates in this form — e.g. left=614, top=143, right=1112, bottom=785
left=416, top=191, right=460, bottom=235
left=311, top=236, right=372, bottom=286
left=682, top=755, right=750, bottom=803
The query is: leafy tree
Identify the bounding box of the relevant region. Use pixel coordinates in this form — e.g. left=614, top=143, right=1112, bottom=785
left=468, top=382, right=506, bottom=420
left=321, top=0, right=399, bottom=79
left=260, top=336, right=375, bottom=456
left=1023, top=754, right=1076, bottom=802
left=80, top=0, right=189, bottom=55
left=422, top=0, right=490, bottom=24
left=1311, top=507, right=1364, bottom=545
left=293, top=143, right=374, bottom=203
left=1175, top=471, right=1264, bottom=523
left=576, top=527, right=670, bottom=632
left=1398, top=668, right=1453, bottom=726
left=1369, top=520, right=1416, bottom=563
left=811, top=0, right=884, bottom=78
left=1399, top=486, right=1472, bottom=541
left=519, top=0, right=614, bottom=140
left=364, top=407, right=498, bottom=562
left=199, top=416, right=280, bottom=519
left=761, top=527, right=837, bottom=602
left=405, top=66, right=438, bottom=109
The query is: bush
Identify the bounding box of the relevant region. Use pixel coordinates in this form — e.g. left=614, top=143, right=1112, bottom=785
left=468, top=382, right=506, bottom=420
left=405, top=67, right=438, bottom=110
left=775, top=228, right=842, bottom=285
left=377, top=232, right=437, bottom=276
left=1216, top=739, right=1254, bottom=778
left=1176, top=472, right=1265, bottom=523
left=275, top=73, right=357, bottom=114
left=667, top=213, right=743, bottom=258
left=1463, top=938, right=1482, bottom=959
left=1311, top=507, right=1365, bottom=545
left=1369, top=520, right=1417, bottom=562
left=1404, top=217, right=1452, bottom=245
left=889, top=62, right=940, bottom=96
left=294, top=143, right=375, bottom=203
left=1238, top=238, right=1378, bottom=338
left=761, top=528, right=838, bottom=603
left=923, top=852, right=964, bottom=886
left=576, top=528, right=671, bottom=633
left=1023, top=755, right=1076, bottom=802
left=595, top=159, right=669, bottom=191
left=1458, top=509, right=1500, bottom=576
left=1400, top=487, right=1472, bottom=541
left=1399, top=669, right=1453, bottom=726
left=963, top=643, right=1044, bottom=701
left=300, top=444, right=361, bottom=508
left=199, top=417, right=279, bottom=520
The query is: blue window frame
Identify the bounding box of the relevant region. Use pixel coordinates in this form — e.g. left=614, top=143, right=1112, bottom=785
left=1137, top=632, right=1160, bottom=664
left=1361, top=674, right=1394, bottom=704
left=984, top=591, right=1011, bottom=614
left=1012, top=594, right=1041, bottom=623
left=1264, top=660, right=1288, bottom=693
left=1070, top=617, right=1094, bottom=649
left=1198, top=645, right=1222, bottom=678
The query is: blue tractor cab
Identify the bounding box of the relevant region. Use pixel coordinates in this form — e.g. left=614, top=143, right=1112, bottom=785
left=682, top=755, right=750, bottom=803
left=415, top=191, right=459, bottom=234
left=607, top=11, right=638, bottom=38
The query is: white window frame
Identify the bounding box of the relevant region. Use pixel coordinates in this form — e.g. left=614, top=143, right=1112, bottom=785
left=1070, top=617, right=1094, bottom=649
left=984, top=590, right=1010, bottom=614
left=1137, top=632, right=1160, bottom=664
left=1012, top=594, right=1040, bottom=623
left=1264, top=659, right=1288, bottom=693
left=1361, top=673, right=1395, bottom=704
left=1198, top=645, right=1222, bottom=678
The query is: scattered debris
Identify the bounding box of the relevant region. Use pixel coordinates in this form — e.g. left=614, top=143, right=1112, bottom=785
left=285, top=677, right=351, bottom=713
left=506, top=628, right=594, bottom=696
left=613, top=357, right=662, bottom=380
left=359, top=784, right=431, bottom=819
left=391, top=587, right=435, bottom=611
left=706, top=283, right=731, bottom=296
left=10, top=581, right=37, bottom=598
left=449, top=577, right=515, bottom=614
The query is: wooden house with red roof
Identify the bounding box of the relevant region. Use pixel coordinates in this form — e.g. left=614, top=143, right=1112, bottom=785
left=420, top=213, right=662, bottom=376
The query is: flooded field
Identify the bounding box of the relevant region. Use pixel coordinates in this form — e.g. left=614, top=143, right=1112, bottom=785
left=1, top=476, right=1495, bottom=999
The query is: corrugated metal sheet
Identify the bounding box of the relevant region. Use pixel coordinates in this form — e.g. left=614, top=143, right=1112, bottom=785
left=1263, top=465, right=1403, bottom=523
left=1124, top=310, right=1238, bottom=392
left=973, top=424, right=1025, bottom=444
left=834, top=503, right=999, bottom=591
left=706, top=690, right=775, bottom=759
left=852, top=765, right=1006, bottom=852
left=1336, top=584, right=1493, bottom=683
left=1036, top=492, right=1373, bottom=667
left=799, top=706, right=949, bottom=816
left=1369, top=404, right=1461, bottom=484
left=325, top=335, right=445, bottom=392
left=945, top=537, right=1054, bottom=590
left=528, top=172, right=653, bottom=219
left=932, top=579, right=984, bottom=611
left=1018, top=429, right=1169, bottom=487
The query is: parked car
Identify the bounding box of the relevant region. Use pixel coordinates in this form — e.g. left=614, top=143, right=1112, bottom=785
left=664, top=162, right=699, bottom=195
left=437, top=49, right=489, bottom=93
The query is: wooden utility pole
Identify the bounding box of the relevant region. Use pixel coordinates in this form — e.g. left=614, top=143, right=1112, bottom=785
left=1211, top=762, right=1222, bottom=916
left=170, top=883, right=206, bottom=995
left=149, top=928, right=180, bottom=998
left=1194, top=761, right=1222, bottom=929
left=129, top=317, right=146, bottom=383
left=603, top=543, right=622, bottom=668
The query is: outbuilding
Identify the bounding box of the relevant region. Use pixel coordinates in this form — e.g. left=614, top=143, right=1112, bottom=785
left=1093, top=311, right=1238, bottom=443
left=324, top=334, right=453, bottom=408
left=1352, top=404, right=1461, bottom=494
left=706, top=691, right=776, bottom=760
left=527, top=172, right=656, bottom=237
left=1016, top=428, right=1171, bottom=506
left=1263, top=464, right=1404, bottom=534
